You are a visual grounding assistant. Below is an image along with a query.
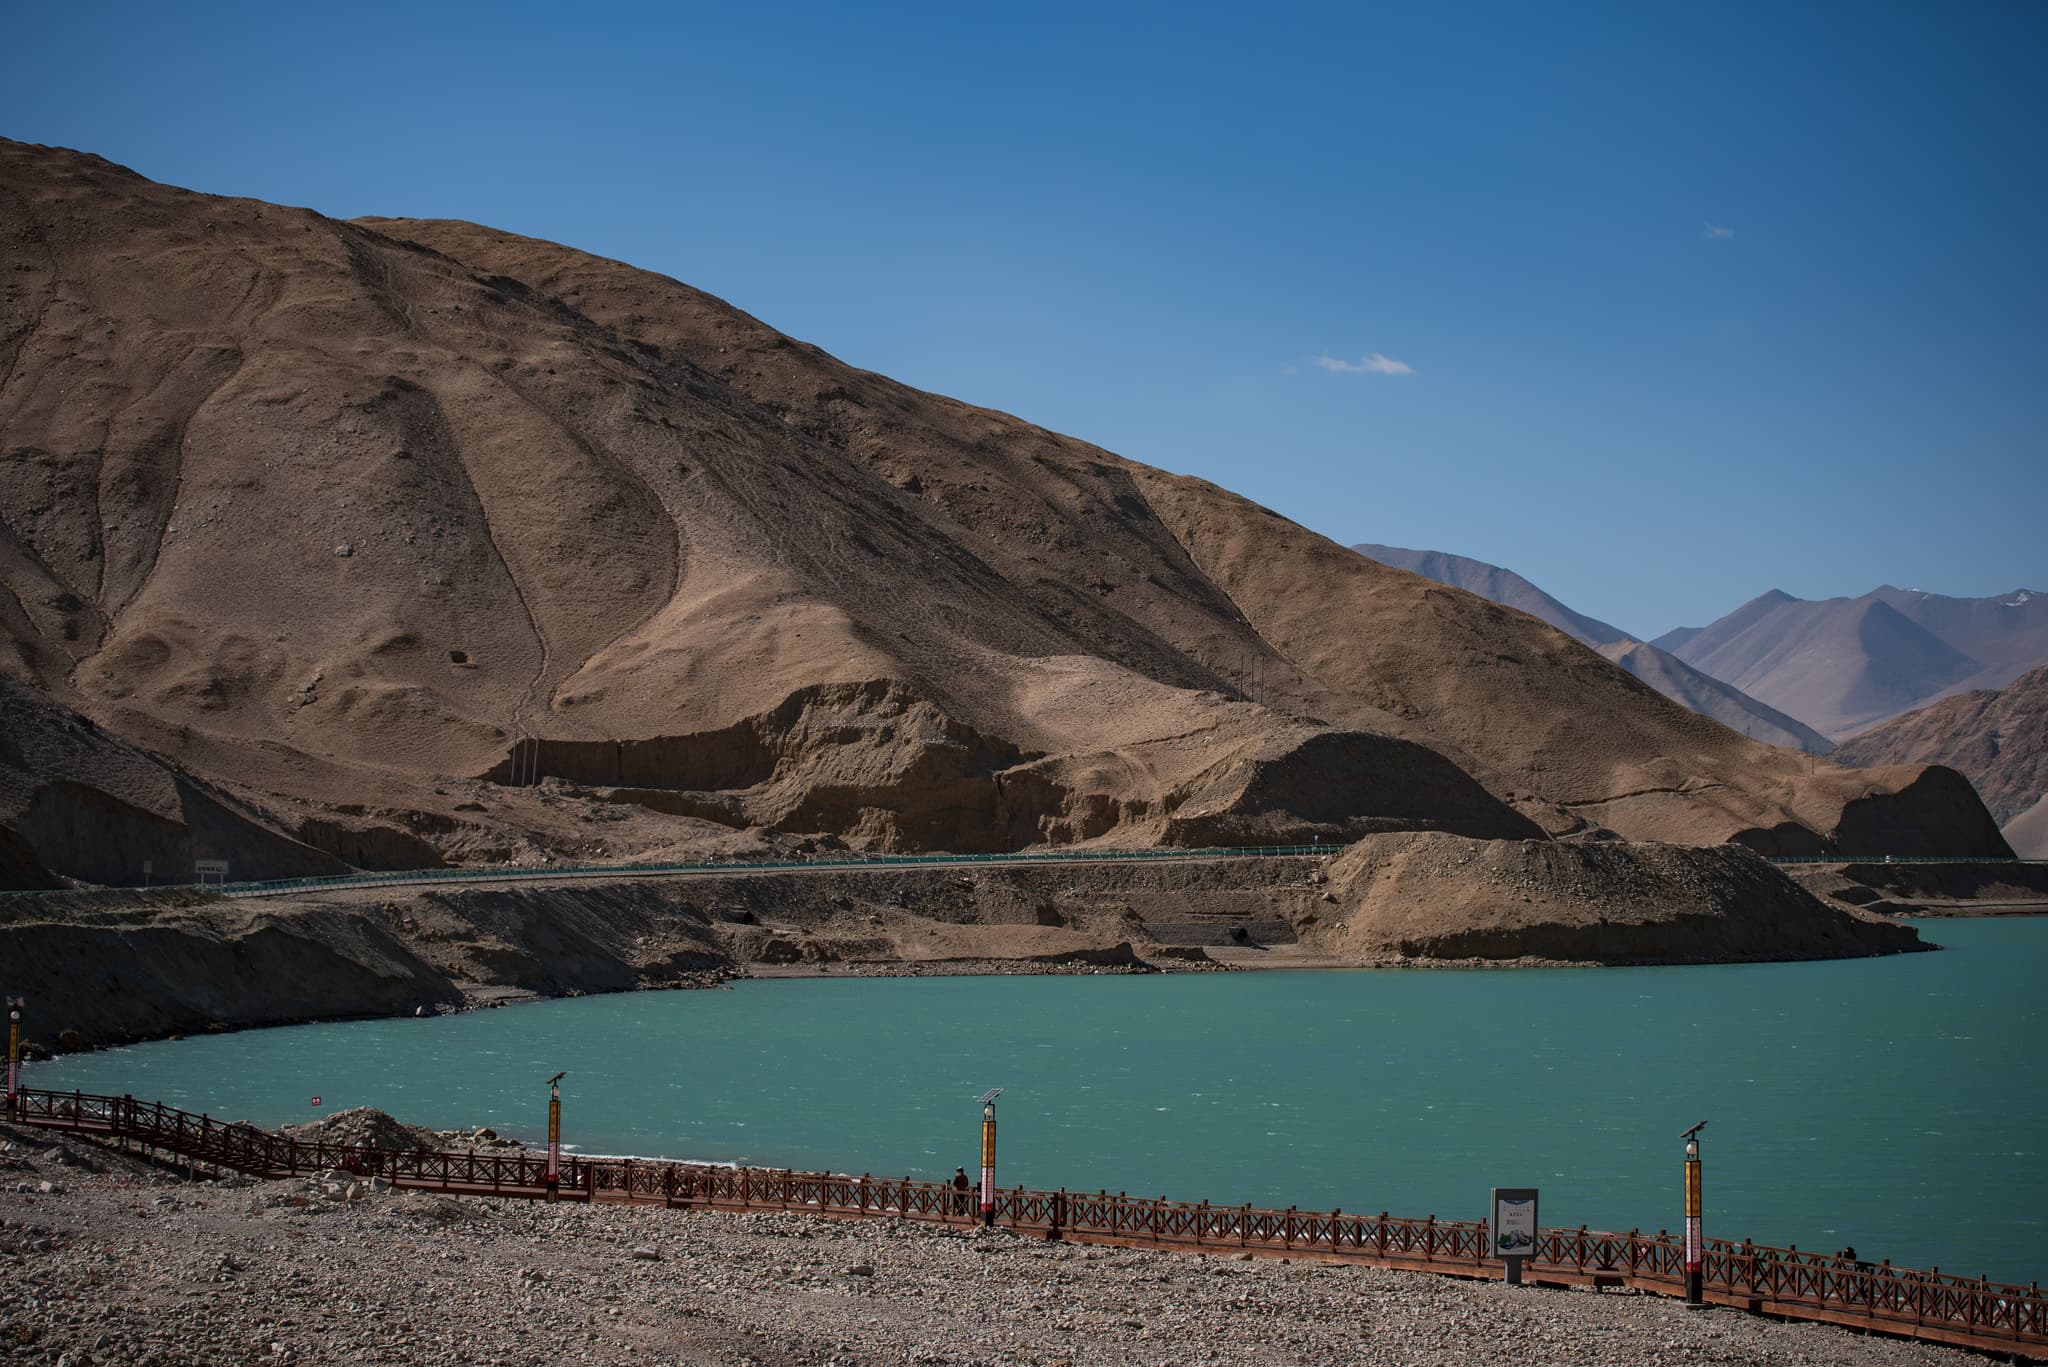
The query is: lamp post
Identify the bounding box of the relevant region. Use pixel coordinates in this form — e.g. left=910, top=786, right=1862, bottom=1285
left=1681, top=1120, right=1708, bottom=1305
left=546, top=1072, right=565, bottom=1202
left=978, top=1088, right=1002, bottom=1228
left=5, top=999, right=21, bottom=1116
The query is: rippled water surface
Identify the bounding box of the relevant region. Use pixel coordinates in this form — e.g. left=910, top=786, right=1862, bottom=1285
left=34, top=917, right=2048, bottom=1282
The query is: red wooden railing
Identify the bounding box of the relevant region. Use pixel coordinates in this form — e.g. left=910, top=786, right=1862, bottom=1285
left=10, top=1089, right=2042, bottom=1357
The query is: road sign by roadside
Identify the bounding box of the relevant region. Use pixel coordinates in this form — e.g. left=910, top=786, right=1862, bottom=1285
left=195, top=859, right=228, bottom=888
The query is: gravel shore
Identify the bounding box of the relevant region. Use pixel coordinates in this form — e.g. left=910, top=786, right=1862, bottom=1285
left=0, top=1124, right=1996, bottom=1367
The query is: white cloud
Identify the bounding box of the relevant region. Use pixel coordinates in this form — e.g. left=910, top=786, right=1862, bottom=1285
left=1704, top=222, right=1735, bottom=239
left=1314, top=352, right=1414, bottom=376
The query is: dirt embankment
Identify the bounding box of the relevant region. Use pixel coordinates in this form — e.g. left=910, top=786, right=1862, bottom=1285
left=1786, top=860, right=2048, bottom=916
left=4, top=845, right=1930, bottom=1050
left=1311, top=835, right=1924, bottom=964
left=0, top=859, right=1324, bottom=1047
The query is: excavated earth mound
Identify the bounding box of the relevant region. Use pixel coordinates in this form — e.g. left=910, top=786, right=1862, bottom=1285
left=1313, top=833, right=1922, bottom=964
left=280, top=1106, right=440, bottom=1153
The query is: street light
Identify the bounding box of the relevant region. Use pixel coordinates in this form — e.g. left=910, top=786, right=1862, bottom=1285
left=5, top=999, right=21, bottom=1115
left=1681, top=1120, right=1708, bottom=1305
left=546, top=1072, right=566, bottom=1202
left=978, top=1089, right=1002, bottom=1228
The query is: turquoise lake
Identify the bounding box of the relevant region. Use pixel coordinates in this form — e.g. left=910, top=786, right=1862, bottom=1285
left=32, top=917, right=2047, bottom=1285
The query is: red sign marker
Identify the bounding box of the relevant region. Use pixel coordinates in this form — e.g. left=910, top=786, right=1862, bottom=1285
left=311, top=1096, right=322, bottom=1108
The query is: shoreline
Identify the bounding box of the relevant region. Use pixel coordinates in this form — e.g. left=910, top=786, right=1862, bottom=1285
left=10, top=840, right=2036, bottom=1060
left=1900, top=900, right=2048, bottom=917
left=34, top=909, right=2048, bottom=1062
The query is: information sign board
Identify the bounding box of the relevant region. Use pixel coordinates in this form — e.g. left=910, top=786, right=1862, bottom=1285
left=1491, top=1187, right=1539, bottom=1259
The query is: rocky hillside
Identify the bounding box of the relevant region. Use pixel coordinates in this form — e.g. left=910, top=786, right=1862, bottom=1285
left=2001, top=798, right=2048, bottom=860
left=0, top=139, right=2012, bottom=888
left=0, top=675, right=343, bottom=888
left=1351, top=543, right=1634, bottom=647
left=1834, top=663, right=2048, bottom=855
left=1353, top=544, right=1834, bottom=753
left=1594, top=640, right=1833, bottom=755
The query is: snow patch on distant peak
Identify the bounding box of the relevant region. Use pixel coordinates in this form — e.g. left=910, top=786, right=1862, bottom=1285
left=2003, top=590, right=2034, bottom=608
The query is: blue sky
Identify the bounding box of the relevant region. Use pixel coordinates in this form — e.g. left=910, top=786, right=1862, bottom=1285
left=6, top=1, right=2043, bottom=637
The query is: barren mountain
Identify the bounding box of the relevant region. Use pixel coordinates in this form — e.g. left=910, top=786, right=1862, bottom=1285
left=1354, top=545, right=1834, bottom=754
left=1833, top=663, right=2048, bottom=855
left=1656, top=587, right=2048, bottom=739
left=0, top=139, right=2012, bottom=890
left=1594, top=641, right=1834, bottom=754
left=2002, top=797, right=2048, bottom=860
left=1350, top=544, right=1633, bottom=647
left=1869, top=586, right=2048, bottom=686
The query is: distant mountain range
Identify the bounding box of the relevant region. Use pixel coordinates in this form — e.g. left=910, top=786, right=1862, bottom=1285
left=1833, top=662, right=2048, bottom=858
left=1349, top=542, right=2046, bottom=852
left=1351, top=546, right=1836, bottom=754
left=1655, top=586, right=2048, bottom=740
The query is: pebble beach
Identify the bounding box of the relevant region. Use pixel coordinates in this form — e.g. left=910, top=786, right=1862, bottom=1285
left=0, top=1121, right=1998, bottom=1367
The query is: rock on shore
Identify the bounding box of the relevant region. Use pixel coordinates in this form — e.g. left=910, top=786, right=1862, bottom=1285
left=0, top=1121, right=1988, bottom=1367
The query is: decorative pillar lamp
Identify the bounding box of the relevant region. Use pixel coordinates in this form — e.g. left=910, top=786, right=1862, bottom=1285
left=5, top=999, right=20, bottom=1115
left=978, top=1088, right=1002, bottom=1228
left=1681, top=1120, right=1708, bottom=1305
left=546, top=1071, right=566, bottom=1202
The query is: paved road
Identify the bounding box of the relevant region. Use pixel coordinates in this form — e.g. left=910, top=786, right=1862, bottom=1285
left=216, top=844, right=1334, bottom=901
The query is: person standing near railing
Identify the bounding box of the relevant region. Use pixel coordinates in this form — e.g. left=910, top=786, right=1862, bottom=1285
left=951, top=1166, right=971, bottom=1217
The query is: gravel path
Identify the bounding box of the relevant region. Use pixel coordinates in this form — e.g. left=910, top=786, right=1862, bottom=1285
left=0, top=1125, right=1996, bottom=1367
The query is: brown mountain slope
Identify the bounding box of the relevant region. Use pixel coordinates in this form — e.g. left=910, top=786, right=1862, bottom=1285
left=1834, top=662, right=2048, bottom=847
left=0, top=140, right=2008, bottom=880
left=1351, top=543, right=1835, bottom=753
left=0, top=676, right=341, bottom=887
left=374, top=210, right=1994, bottom=856
left=1597, top=641, right=1834, bottom=755
left=2002, top=796, right=2048, bottom=859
